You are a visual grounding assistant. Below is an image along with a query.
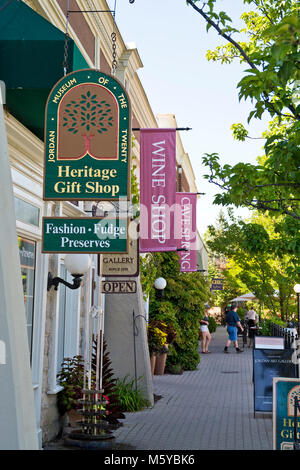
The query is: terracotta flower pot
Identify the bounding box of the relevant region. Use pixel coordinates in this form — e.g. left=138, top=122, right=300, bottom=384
left=154, top=345, right=169, bottom=375
left=67, top=408, right=81, bottom=428
left=150, top=354, right=157, bottom=376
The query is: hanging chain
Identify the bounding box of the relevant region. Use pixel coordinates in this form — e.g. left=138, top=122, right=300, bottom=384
left=61, top=0, right=137, bottom=76
left=111, top=31, right=118, bottom=75
left=111, top=0, right=118, bottom=75
left=63, top=33, right=70, bottom=77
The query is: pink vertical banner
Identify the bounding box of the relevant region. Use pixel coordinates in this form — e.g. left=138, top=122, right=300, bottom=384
left=175, top=192, right=198, bottom=272
left=140, top=129, right=177, bottom=252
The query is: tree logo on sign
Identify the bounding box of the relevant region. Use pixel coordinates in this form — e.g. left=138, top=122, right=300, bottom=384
left=62, top=91, right=114, bottom=154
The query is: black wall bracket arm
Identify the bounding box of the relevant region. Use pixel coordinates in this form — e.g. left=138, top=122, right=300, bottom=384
left=47, top=272, right=82, bottom=291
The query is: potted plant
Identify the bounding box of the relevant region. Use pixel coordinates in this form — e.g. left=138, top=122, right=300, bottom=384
left=147, top=319, right=168, bottom=375
left=57, top=356, right=86, bottom=428
left=154, top=324, right=177, bottom=375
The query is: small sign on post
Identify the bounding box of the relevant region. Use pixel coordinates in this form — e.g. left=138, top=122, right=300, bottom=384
left=211, top=278, right=223, bottom=291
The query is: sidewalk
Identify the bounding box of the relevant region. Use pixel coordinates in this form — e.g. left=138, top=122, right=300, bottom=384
left=45, top=326, right=273, bottom=451
left=112, top=326, right=273, bottom=450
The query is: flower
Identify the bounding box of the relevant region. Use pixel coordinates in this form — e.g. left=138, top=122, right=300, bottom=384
left=147, top=319, right=169, bottom=354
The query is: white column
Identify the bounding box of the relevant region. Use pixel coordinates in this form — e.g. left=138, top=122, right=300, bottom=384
left=0, top=98, right=38, bottom=449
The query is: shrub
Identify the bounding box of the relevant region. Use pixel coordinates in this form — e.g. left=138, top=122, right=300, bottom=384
left=208, top=316, right=217, bottom=333
left=146, top=252, right=212, bottom=371
left=91, top=338, right=125, bottom=427
left=57, top=356, right=85, bottom=415
left=115, top=376, right=150, bottom=412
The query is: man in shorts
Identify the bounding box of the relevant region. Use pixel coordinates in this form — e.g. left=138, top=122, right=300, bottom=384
left=224, top=302, right=244, bottom=353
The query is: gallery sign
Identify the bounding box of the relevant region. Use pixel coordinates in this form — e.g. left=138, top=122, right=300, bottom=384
left=44, top=69, right=131, bottom=201
left=42, top=217, right=128, bottom=254
left=99, top=236, right=139, bottom=277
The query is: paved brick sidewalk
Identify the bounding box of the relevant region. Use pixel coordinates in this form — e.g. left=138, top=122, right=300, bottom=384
left=113, top=326, right=273, bottom=450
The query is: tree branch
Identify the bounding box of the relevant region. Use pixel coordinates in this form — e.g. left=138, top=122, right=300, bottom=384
left=186, top=0, right=258, bottom=70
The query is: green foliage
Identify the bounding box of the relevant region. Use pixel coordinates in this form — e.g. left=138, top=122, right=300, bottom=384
left=91, top=338, right=125, bottom=426
left=130, top=148, right=140, bottom=211
left=57, top=340, right=125, bottom=428
left=260, top=316, right=286, bottom=336
left=208, top=316, right=217, bottom=333
left=231, top=123, right=249, bottom=141
left=237, top=307, right=246, bottom=321
left=115, top=376, right=150, bottom=412
left=165, top=363, right=184, bottom=375
left=147, top=252, right=211, bottom=371
left=57, top=356, right=86, bottom=415
left=147, top=319, right=168, bottom=355
left=205, top=210, right=298, bottom=321
left=188, top=0, right=300, bottom=236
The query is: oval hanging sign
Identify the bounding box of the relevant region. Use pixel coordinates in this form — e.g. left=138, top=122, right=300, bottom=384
left=43, top=69, right=131, bottom=200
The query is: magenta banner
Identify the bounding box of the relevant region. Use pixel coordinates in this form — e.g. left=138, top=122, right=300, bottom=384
left=175, top=192, right=198, bottom=272
left=140, top=129, right=177, bottom=252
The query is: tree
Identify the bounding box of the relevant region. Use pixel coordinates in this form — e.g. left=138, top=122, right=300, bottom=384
left=63, top=91, right=114, bottom=153
left=186, top=1, right=300, bottom=224
left=205, top=210, right=298, bottom=321
left=205, top=212, right=247, bottom=312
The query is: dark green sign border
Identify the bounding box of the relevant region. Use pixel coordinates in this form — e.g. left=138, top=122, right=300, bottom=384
left=43, top=69, right=131, bottom=201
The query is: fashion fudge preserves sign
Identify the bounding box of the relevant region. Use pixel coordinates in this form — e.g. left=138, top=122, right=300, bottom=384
left=44, top=69, right=131, bottom=200
left=42, top=217, right=128, bottom=254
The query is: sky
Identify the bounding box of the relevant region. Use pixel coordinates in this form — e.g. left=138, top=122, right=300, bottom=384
left=107, top=0, right=269, bottom=236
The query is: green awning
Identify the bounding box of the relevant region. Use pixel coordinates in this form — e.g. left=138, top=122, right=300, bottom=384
left=0, top=0, right=90, bottom=139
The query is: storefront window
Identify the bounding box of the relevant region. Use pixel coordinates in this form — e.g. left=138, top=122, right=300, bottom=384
left=14, top=197, right=40, bottom=226
left=18, top=237, right=36, bottom=361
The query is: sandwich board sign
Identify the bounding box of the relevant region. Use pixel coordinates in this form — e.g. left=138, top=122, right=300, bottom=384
left=253, top=347, right=298, bottom=416
left=44, top=69, right=131, bottom=201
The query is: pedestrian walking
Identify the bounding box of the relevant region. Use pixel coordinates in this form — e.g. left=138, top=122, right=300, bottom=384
left=224, top=302, right=244, bottom=353
left=246, top=304, right=257, bottom=347
left=200, top=303, right=212, bottom=354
